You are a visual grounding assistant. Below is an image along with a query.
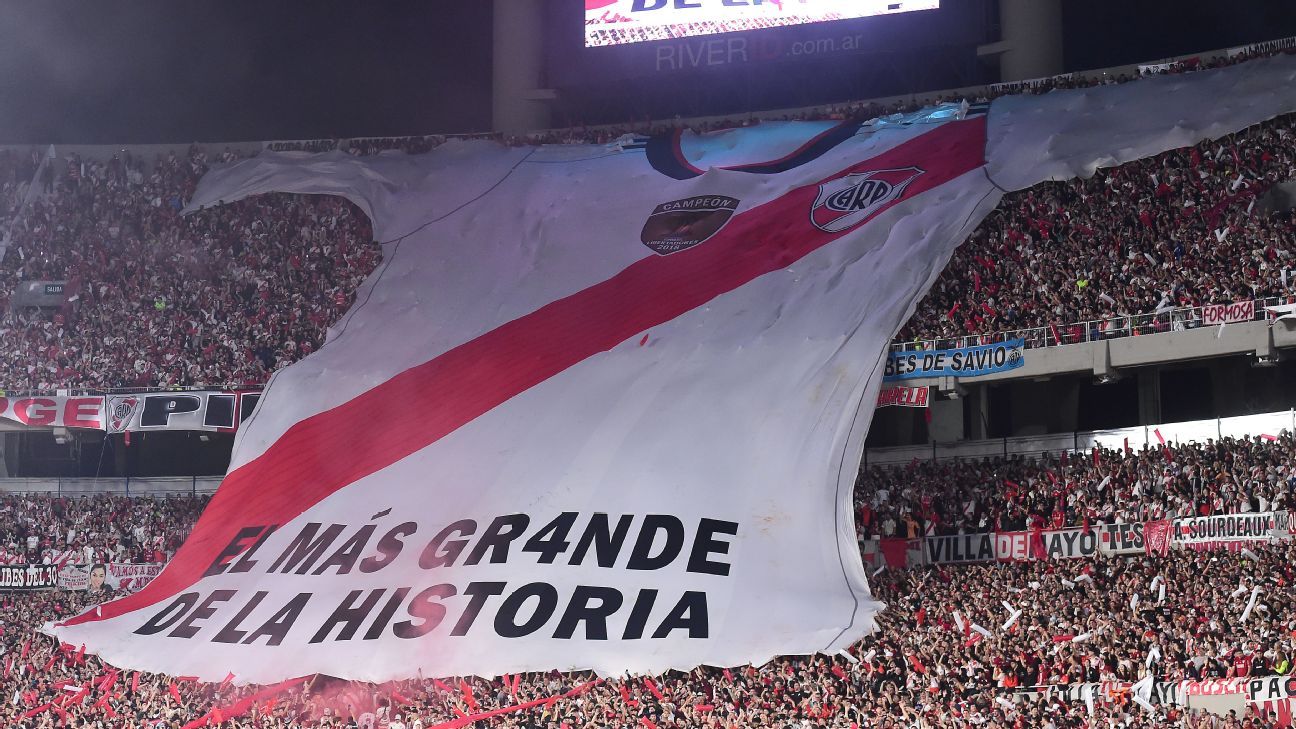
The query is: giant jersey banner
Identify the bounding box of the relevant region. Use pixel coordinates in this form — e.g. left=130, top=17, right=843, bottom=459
left=49, top=55, right=1296, bottom=684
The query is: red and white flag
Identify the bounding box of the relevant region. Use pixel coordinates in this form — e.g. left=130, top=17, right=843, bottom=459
left=49, top=53, right=1296, bottom=683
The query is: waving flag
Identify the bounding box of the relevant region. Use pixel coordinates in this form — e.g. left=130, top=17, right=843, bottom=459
left=49, top=54, right=1296, bottom=684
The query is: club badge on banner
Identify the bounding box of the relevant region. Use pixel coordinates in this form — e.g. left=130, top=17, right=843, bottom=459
left=47, top=54, right=1296, bottom=684
left=883, top=339, right=1025, bottom=382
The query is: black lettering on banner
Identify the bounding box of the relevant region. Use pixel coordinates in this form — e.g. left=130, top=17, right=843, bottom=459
left=135, top=593, right=201, bottom=636
left=554, top=586, right=624, bottom=640
left=206, top=526, right=268, bottom=577
left=622, top=588, right=658, bottom=640
left=140, top=394, right=201, bottom=427
left=169, top=590, right=236, bottom=639
left=420, top=520, right=477, bottom=569
left=522, top=513, right=577, bottom=564
left=204, top=394, right=237, bottom=429
left=493, top=582, right=559, bottom=638
left=213, top=591, right=269, bottom=643
left=268, top=523, right=346, bottom=574
left=312, top=525, right=377, bottom=576
left=687, top=518, right=738, bottom=576
left=242, top=593, right=311, bottom=646
left=465, top=514, right=530, bottom=565
left=309, top=589, right=386, bottom=643
left=627, top=515, right=685, bottom=570
left=394, top=584, right=456, bottom=639
left=651, top=591, right=709, bottom=638
left=360, top=522, right=417, bottom=573
left=569, top=514, right=634, bottom=568
left=452, top=581, right=505, bottom=636
left=232, top=525, right=278, bottom=574
left=363, top=587, right=412, bottom=640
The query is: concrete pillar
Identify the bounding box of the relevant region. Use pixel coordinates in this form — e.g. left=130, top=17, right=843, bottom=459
left=997, top=0, right=1064, bottom=82
left=492, top=0, right=552, bottom=135
left=1138, top=369, right=1162, bottom=426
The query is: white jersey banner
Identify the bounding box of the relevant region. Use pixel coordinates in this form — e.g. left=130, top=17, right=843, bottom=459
left=49, top=55, right=1296, bottom=684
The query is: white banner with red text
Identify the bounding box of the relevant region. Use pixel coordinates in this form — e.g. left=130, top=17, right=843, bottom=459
left=876, top=385, right=929, bottom=408
left=1202, top=300, right=1255, bottom=325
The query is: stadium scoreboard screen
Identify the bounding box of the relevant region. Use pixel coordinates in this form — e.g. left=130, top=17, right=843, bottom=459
left=585, top=0, right=940, bottom=47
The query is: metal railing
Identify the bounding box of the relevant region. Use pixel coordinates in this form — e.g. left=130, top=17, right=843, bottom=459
left=889, top=296, right=1292, bottom=353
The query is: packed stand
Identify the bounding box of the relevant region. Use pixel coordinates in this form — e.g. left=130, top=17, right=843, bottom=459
left=0, top=45, right=1288, bottom=394
left=0, top=147, right=379, bottom=391
left=856, top=434, right=1294, bottom=538
left=896, top=112, right=1296, bottom=347
left=2, top=544, right=1291, bottom=727
left=0, top=434, right=1293, bottom=726
left=0, top=494, right=206, bottom=566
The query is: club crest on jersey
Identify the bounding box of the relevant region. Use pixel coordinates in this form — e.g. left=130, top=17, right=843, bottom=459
left=810, top=167, right=924, bottom=233
left=640, top=195, right=739, bottom=255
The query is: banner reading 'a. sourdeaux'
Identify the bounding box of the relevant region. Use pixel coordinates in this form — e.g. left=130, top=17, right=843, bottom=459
left=1172, top=511, right=1289, bottom=550
left=49, top=55, right=1296, bottom=684
left=883, top=339, right=1025, bottom=382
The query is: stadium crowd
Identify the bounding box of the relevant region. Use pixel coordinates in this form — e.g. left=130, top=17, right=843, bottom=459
left=0, top=434, right=1291, bottom=727
left=0, top=146, right=379, bottom=392
left=0, top=33, right=1294, bottom=729
left=856, top=435, right=1294, bottom=538
left=0, top=44, right=1288, bottom=395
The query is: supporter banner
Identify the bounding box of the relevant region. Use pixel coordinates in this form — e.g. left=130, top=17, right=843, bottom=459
left=883, top=339, right=1025, bottom=382
left=1139, top=62, right=1176, bottom=75
left=59, top=563, right=166, bottom=594
left=988, top=72, right=1074, bottom=91
left=104, top=391, right=261, bottom=434
left=53, top=54, right=1296, bottom=683
left=0, top=565, right=59, bottom=591
left=1173, top=511, right=1289, bottom=550
left=926, top=528, right=1096, bottom=564
left=0, top=395, right=104, bottom=429
left=1097, top=522, right=1145, bottom=555
left=876, top=385, right=929, bottom=408
left=1228, top=35, right=1296, bottom=58
left=1048, top=676, right=1295, bottom=711
left=1202, top=300, right=1255, bottom=325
